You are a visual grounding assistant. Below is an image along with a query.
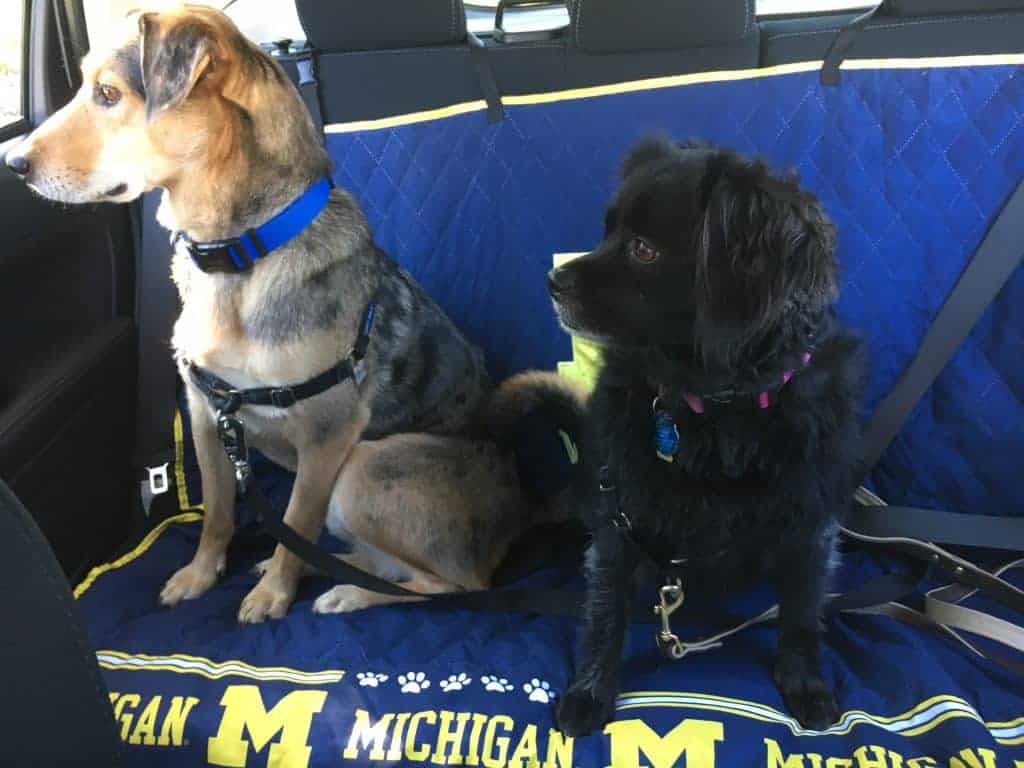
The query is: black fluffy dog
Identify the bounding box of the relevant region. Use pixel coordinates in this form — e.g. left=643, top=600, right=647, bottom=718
left=548, top=138, right=862, bottom=736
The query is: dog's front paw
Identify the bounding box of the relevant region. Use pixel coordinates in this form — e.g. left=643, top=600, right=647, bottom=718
left=238, top=576, right=296, bottom=623
left=555, top=685, right=615, bottom=737
left=774, top=654, right=839, bottom=730
left=159, top=556, right=225, bottom=606
left=312, top=585, right=375, bottom=614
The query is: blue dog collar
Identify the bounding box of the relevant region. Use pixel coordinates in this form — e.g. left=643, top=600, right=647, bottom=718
left=172, top=176, right=334, bottom=274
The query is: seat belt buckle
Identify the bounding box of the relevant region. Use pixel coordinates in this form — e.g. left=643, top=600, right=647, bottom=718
left=147, top=463, right=170, bottom=496
left=139, top=462, right=171, bottom=518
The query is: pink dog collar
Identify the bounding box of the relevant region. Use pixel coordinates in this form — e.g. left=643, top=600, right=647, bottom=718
left=683, top=351, right=813, bottom=414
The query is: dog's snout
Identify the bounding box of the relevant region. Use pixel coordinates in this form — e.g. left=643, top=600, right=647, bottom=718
left=5, top=152, right=30, bottom=177
left=547, top=267, right=576, bottom=297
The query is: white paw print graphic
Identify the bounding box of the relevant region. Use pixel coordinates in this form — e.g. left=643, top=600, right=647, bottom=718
left=439, top=673, right=472, bottom=693
left=480, top=675, right=514, bottom=693
left=523, top=678, right=555, bottom=704
left=398, top=672, right=431, bottom=694
left=356, top=672, right=389, bottom=688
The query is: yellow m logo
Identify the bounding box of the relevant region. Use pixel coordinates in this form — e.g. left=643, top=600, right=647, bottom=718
left=207, top=685, right=327, bottom=768
left=604, top=717, right=724, bottom=768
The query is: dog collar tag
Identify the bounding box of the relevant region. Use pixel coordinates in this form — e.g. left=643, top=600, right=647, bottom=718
left=353, top=360, right=368, bottom=387
left=654, top=409, right=680, bottom=463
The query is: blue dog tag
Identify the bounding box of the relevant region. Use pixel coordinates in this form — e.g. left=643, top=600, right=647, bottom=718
left=654, top=410, right=680, bottom=462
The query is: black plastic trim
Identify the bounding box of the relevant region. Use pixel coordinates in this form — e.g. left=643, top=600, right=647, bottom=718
left=762, top=9, right=1024, bottom=66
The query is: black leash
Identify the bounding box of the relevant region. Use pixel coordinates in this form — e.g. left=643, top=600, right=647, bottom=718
left=189, top=298, right=589, bottom=617
left=248, top=488, right=585, bottom=615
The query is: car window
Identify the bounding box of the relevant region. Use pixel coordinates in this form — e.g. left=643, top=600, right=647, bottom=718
left=83, top=1, right=305, bottom=49
left=466, top=1, right=571, bottom=35
left=758, top=0, right=873, bottom=14
left=465, top=1, right=874, bottom=29
left=0, top=0, right=24, bottom=132
left=85, top=1, right=879, bottom=51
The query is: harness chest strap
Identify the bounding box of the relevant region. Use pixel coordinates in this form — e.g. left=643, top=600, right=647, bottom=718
left=188, top=300, right=377, bottom=414
left=188, top=299, right=377, bottom=493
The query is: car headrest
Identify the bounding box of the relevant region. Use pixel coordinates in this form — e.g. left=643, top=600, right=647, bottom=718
left=295, top=0, right=468, bottom=52
left=568, top=0, right=755, bottom=53
left=883, top=0, right=1023, bottom=14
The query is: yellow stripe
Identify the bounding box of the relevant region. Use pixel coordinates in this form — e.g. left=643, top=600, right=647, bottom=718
left=501, top=60, right=821, bottom=106
left=617, top=691, right=1022, bottom=741
left=613, top=700, right=972, bottom=739
left=899, top=710, right=977, bottom=738
left=73, top=512, right=203, bottom=599
left=619, top=691, right=966, bottom=723
left=989, top=715, right=1024, bottom=727
left=96, top=661, right=342, bottom=684
left=326, top=99, right=489, bottom=133
left=96, top=650, right=344, bottom=683
left=843, top=53, right=1024, bottom=71
left=98, top=650, right=344, bottom=679
left=325, top=53, right=1024, bottom=134
left=616, top=701, right=788, bottom=727
left=174, top=408, right=202, bottom=512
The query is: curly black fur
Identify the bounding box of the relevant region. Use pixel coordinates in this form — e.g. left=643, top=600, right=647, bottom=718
left=549, top=138, right=863, bottom=736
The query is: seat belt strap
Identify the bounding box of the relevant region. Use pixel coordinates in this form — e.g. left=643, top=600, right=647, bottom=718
left=854, top=601, right=1024, bottom=675
left=925, top=559, right=1024, bottom=658
left=839, top=177, right=1024, bottom=642
left=860, top=175, right=1024, bottom=473
left=468, top=33, right=505, bottom=124
left=820, top=1, right=886, bottom=86
left=846, top=505, right=1024, bottom=551
left=295, top=50, right=325, bottom=134
left=842, top=525, right=1024, bottom=615
left=134, top=193, right=182, bottom=518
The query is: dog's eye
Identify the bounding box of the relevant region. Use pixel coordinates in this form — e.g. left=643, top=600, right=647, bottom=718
left=94, top=83, right=122, bottom=107
left=629, top=237, right=660, bottom=264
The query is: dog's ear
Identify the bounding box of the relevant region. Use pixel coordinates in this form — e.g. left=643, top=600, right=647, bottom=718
left=138, top=13, right=215, bottom=120
left=621, top=136, right=678, bottom=179
left=694, top=154, right=837, bottom=344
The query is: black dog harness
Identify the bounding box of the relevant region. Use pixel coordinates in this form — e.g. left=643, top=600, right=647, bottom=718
left=186, top=300, right=377, bottom=495
left=600, top=351, right=817, bottom=658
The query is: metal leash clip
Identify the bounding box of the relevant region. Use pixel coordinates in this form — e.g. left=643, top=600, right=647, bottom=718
left=216, top=410, right=253, bottom=495
left=654, top=578, right=686, bottom=660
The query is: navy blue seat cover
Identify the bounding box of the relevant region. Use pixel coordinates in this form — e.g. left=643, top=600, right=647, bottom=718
left=74, top=54, right=1024, bottom=768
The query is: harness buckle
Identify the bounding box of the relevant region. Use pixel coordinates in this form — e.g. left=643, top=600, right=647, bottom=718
left=612, top=510, right=633, bottom=535
left=705, top=388, right=736, bottom=404
left=654, top=578, right=687, bottom=660
left=270, top=387, right=297, bottom=408
left=210, top=389, right=242, bottom=415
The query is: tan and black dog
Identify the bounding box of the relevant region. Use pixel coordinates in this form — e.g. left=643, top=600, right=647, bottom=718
left=7, top=5, right=583, bottom=621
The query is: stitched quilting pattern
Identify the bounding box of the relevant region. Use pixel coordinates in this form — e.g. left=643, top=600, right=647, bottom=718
left=327, top=64, right=1023, bottom=517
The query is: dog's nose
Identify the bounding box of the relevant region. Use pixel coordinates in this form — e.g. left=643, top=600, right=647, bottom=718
left=547, top=267, right=576, bottom=297
left=5, top=152, right=30, bottom=177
